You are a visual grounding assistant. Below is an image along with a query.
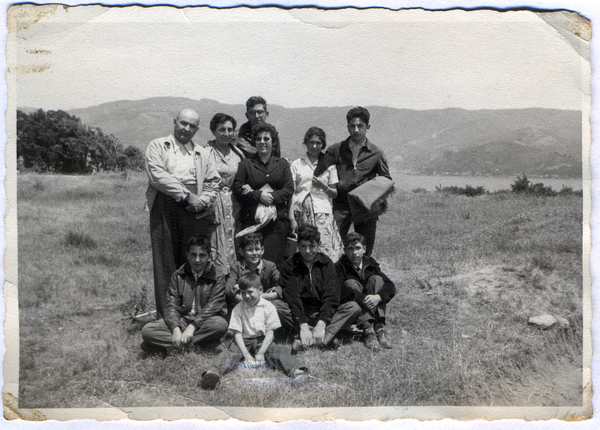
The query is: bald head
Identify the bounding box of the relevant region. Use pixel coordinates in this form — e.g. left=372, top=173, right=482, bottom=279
left=173, top=109, right=200, bottom=144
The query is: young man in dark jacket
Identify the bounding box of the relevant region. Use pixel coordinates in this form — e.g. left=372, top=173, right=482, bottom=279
left=281, top=225, right=361, bottom=351
left=336, top=232, right=396, bottom=351
left=141, top=235, right=228, bottom=351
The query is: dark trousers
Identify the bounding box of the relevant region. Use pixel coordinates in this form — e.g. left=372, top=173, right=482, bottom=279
left=270, top=299, right=295, bottom=334
left=290, top=301, right=361, bottom=339
left=257, top=218, right=290, bottom=269
left=334, top=209, right=377, bottom=256
left=209, top=337, right=305, bottom=377
left=343, top=275, right=387, bottom=329
left=141, top=316, right=228, bottom=349
left=150, top=191, right=215, bottom=316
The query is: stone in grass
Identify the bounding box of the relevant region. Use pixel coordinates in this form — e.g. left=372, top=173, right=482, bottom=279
left=528, top=314, right=557, bottom=329
left=555, top=316, right=570, bottom=329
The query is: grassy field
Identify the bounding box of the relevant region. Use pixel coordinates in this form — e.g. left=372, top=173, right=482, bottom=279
left=16, top=171, right=583, bottom=408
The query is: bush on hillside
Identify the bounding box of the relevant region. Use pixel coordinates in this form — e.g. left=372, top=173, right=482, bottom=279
left=510, top=174, right=557, bottom=196
left=435, top=184, right=487, bottom=197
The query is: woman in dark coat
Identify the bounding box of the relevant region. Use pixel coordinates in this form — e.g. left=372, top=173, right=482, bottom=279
left=232, top=123, right=293, bottom=267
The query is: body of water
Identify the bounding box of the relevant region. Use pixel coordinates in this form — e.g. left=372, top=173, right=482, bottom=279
left=391, top=173, right=583, bottom=192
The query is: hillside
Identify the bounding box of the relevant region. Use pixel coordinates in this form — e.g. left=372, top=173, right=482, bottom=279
left=53, top=98, right=582, bottom=177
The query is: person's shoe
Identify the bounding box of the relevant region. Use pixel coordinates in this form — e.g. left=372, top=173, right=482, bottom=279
left=200, top=370, right=221, bottom=390
left=376, top=328, right=393, bottom=349
left=364, top=331, right=380, bottom=351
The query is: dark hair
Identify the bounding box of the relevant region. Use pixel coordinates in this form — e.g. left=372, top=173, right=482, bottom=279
left=246, top=96, right=267, bottom=112
left=238, top=232, right=263, bottom=250
left=343, top=232, right=365, bottom=248
left=303, top=127, right=326, bottom=149
left=346, top=106, right=370, bottom=126
left=238, top=272, right=263, bottom=292
left=209, top=113, right=237, bottom=132
left=298, top=224, right=321, bottom=245
left=186, top=234, right=211, bottom=254
left=251, top=123, right=280, bottom=152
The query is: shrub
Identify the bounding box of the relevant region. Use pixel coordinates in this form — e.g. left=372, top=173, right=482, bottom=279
left=64, top=231, right=97, bottom=249
left=435, top=184, right=487, bottom=197
left=510, top=174, right=558, bottom=196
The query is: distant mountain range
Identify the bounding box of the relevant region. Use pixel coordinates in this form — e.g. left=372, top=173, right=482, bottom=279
left=19, top=97, right=582, bottom=178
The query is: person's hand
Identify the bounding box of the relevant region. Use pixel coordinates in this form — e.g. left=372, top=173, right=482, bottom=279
left=312, top=320, right=326, bottom=345
left=312, top=176, right=329, bottom=191
left=363, top=294, right=382, bottom=313
left=300, top=324, right=313, bottom=347
left=172, top=327, right=183, bottom=348
left=185, top=193, right=205, bottom=213
left=261, top=291, right=278, bottom=300
left=181, top=324, right=195, bottom=345
left=289, top=217, right=298, bottom=236
left=241, top=184, right=254, bottom=195
left=259, top=191, right=274, bottom=205
left=243, top=354, right=256, bottom=363
left=255, top=354, right=265, bottom=364
left=234, top=291, right=243, bottom=302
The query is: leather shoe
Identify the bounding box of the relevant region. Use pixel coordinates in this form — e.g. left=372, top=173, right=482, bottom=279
left=376, top=328, right=393, bottom=349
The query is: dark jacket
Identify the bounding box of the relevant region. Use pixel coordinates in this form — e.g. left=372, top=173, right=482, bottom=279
left=163, top=261, right=227, bottom=332
left=281, top=252, right=340, bottom=325
left=232, top=154, right=293, bottom=225
left=225, top=259, right=281, bottom=308
left=324, top=137, right=391, bottom=212
left=336, top=254, right=396, bottom=304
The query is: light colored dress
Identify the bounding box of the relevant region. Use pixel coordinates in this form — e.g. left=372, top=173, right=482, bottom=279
left=290, top=155, right=343, bottom=261
left=206, top=140, right=244, bottom=268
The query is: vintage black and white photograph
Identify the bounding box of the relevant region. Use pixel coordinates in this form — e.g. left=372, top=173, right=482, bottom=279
left=3, top=3, right=592, bottom=422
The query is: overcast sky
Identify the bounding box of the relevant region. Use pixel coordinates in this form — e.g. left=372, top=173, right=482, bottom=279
left=12, top=6, right=588, bottom=111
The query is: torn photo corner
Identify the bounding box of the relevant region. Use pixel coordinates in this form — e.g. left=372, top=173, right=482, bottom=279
left=3, top=3, right=593, bottom=423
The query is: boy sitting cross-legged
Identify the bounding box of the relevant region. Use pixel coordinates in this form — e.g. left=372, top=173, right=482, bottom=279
left=336, top=232, right=396, bottom=351
left=201, top=273, right=308, bottom=390
left=225, top=232, right=294, bottom=330
left=281, top=225, right=361, bottom=351
left=141, top=234, right=228, bottom=352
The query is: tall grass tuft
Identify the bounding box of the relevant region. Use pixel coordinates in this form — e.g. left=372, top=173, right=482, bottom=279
left=63, top=231, right=97, bottom=249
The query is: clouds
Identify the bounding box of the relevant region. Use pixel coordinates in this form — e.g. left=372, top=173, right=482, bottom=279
left=14, top=6, right=586, bottom=111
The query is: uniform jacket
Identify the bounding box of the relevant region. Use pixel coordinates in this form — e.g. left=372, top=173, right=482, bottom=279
left=163, top=261, right=227, bottom=332
left=281, top=252, right=340, bottom=325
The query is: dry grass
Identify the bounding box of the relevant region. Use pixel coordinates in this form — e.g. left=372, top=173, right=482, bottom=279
left=17, top=172, right=583, bottom=408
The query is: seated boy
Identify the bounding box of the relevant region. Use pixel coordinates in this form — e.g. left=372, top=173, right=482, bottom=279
left=225, top=232, right=293, bottom=330
left=281, top=225, right=361, bottom=350
left=336, top=232, right=396, bottom=351
left=141, top=235, right=228, bottom=351
left=201, top=273, right=307, bottom=389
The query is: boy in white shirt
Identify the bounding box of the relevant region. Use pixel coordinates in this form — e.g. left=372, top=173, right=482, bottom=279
left=201, top=273, right=308, bottom=390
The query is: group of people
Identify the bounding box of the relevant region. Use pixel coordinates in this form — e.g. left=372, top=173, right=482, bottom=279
left=141, top=97, right=394, bottom=389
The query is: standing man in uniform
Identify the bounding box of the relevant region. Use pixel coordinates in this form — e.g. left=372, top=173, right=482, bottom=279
left=145, top=108, right=221, bottom=316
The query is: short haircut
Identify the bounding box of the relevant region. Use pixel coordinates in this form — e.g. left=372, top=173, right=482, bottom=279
left=186, top=234, right=211, bottom=254
left=346, top=106, right=370, bottom=126
left=251, top=122, right=280, bottom=151
left=245, top=96, right=267, bottom=112
left=238, top=272, right=263, bottom=292
left=238, top=232, right=263, bottom=250
left=343, top=232, right=366, bottom=248
left=298, top=224, right=321, bottom=245
left=303, top=126, right=327, bottom=149
left=209, top=113, right=237, bottom=132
